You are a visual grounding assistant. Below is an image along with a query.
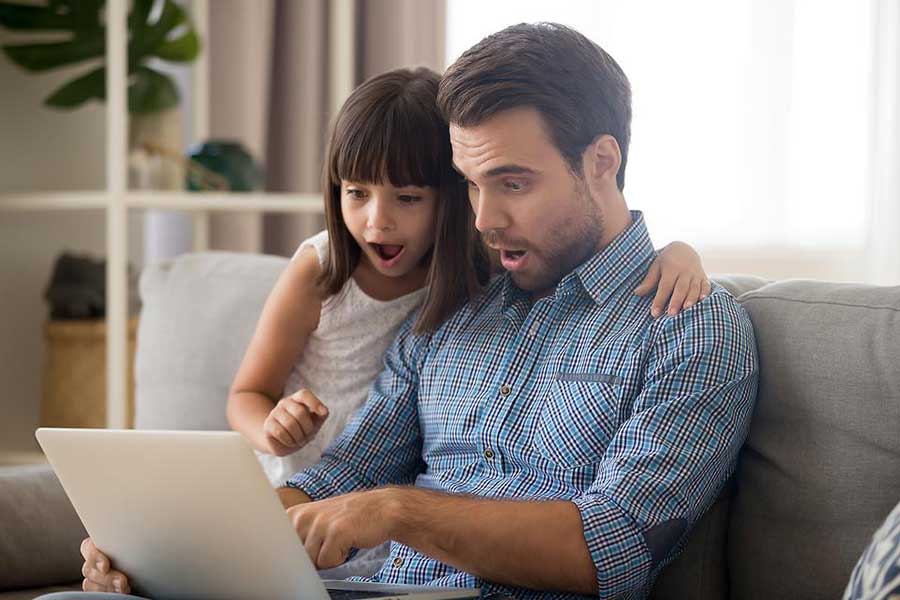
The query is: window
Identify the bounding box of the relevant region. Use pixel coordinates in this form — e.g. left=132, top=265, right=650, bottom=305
left=446, top=0, right=876, bottom=279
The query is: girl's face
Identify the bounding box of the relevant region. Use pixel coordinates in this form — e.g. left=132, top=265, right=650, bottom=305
left=340, top=180, right=438, bottom=279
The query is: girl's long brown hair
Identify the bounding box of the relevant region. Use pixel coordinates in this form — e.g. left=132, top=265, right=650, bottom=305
left=317, top=67, right=490, bottom=333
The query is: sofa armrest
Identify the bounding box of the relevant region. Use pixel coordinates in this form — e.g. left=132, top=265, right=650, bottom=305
left=0, top=465, right=86, bottom=591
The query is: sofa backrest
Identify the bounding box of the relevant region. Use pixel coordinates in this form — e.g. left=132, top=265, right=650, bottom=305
left=726, top=279, right=900, bottom=600
left=135, top=252, right=288, bottom=430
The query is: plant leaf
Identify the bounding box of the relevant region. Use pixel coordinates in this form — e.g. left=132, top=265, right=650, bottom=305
left=44, top=65, right=104, bottom=109
left=2, top=36, right=104, bottom=71
left=128, top=0, right=187, bottom=67
left=153, top=28, right=199, bottom=62
left=128, top=65, right=179, bottom=114
left=0, top=3, right=75, bottom=30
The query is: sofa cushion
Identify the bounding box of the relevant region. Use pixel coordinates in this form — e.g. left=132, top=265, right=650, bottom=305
left=728, top=280, right=900, bottom=600
left=135, top=252, right=288, bottom=430
left=0, top=465, right=86, bottom=591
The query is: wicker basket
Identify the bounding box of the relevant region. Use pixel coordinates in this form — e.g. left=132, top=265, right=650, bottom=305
left=41, top=318, right=138, bottom=428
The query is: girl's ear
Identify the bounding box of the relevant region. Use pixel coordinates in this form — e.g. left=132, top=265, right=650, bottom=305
left=581, top=134, right=621, bottom=194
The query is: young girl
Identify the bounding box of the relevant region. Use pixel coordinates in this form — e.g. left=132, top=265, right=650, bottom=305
left=225, top=67, right=711, bottom=491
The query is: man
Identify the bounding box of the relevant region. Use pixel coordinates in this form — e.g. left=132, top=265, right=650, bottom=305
left=77, top=23, right=758, bottom=599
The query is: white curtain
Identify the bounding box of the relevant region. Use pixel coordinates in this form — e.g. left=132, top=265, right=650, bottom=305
left=447, top=0, right=896, bottom=284
left=866, top=0, right=900, bottom=285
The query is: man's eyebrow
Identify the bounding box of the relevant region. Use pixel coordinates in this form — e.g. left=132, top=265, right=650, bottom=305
left=451, top=163, right=538, bottom=179
left=485, top=165, right=537, bottom=177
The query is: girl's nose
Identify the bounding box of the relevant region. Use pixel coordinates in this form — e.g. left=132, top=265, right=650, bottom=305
left=367, top=197, right=395, bottom=232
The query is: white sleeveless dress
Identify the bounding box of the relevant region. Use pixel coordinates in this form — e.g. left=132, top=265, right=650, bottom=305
left=254, top=230, right=426, bottom=486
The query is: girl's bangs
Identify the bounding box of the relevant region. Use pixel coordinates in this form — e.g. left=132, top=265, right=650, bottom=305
left=330, top=95, right=449, bottom=189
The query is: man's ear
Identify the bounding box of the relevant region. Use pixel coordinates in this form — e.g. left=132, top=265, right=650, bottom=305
left=581, top=134, right=622, bottom=193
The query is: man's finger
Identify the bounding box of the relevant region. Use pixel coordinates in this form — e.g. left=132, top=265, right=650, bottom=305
left=293, top=390, right=329, bottom=418
left=634, top=260, right=661, bottom=296
left=701, top=278, right=712, bottom=299
left=81, top=538, right=106, bottom=573
left=303, top=527, right=325, bottom=568
left=318, top=537, right=350, bottom=571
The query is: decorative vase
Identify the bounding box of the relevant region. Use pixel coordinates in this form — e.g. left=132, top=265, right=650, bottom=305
left=129, top=108, right=194, bottom=264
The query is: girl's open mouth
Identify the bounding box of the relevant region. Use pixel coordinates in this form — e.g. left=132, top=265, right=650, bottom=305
left=370, top=243, right=405, bottom=268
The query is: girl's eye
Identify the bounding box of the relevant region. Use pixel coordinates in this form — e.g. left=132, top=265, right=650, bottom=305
left=346, top=189, right=366, bottom=199
left=398, top=195, right=422, bottom=203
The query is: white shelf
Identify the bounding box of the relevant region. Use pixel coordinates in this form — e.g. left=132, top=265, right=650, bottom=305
left=10, top=0, right=342, bottom=429
left=0, top=191, right=323, bottom=213
left=126, top=191, right=322, bottom=212
left=0, top=192, right=108, bottom=210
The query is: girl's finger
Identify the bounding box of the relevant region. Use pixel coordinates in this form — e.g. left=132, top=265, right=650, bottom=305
left=284, top=402, right=316, bottom=439
left=265, top=418, right=296, bottom=448
left=651, top=274, right=676, bottom=317
left=273, top=410, right=303, bottom=446
left=634, top=260, right=661, bottom=296
left=293, top=390, right=329, bottom=418
left=666, top=277, right=692, bottom=315
left=683, top=278, right=702, bottom=309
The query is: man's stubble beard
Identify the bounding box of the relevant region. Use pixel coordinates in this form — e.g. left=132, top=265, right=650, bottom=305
left=511, top=179, right=605, bottom=294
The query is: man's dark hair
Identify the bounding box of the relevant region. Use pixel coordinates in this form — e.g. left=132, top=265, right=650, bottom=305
left=438, top=22, right=632, bottom=190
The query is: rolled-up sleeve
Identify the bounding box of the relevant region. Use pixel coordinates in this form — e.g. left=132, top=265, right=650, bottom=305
left=286, top=314, right=429, bottom=500
left=575, top=292, right=759, bottom=598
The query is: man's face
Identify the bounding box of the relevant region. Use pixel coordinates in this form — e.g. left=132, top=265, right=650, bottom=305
left=450, top=107, right=604, bottom=297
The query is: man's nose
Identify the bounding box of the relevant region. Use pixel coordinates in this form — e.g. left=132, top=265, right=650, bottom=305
left=367, top=196, right=394, bottom=232
left=473, top=193, right=510, bottom=233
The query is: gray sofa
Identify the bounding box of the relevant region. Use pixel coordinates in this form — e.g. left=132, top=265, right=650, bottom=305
left=2, top=252, right=898, bottom=600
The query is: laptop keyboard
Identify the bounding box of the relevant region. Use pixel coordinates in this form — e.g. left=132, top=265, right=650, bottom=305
left=327, top=589, right=410, bottom=600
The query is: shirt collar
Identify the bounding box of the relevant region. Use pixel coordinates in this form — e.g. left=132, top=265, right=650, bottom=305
left=500, top=210, right=656, bottom=310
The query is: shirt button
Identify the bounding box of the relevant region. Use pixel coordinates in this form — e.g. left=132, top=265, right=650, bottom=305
left=484, top=449, right=495, bottom=460
left=499, top=384, right=512, bottom=397
left=393, top=557, right=404, bottom=568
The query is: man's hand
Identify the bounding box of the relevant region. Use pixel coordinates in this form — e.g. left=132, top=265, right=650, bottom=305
left=80, top=537, right=131, bottom=594
left=286, top=488, right=396, bottom=570
left=262, top=389, right=329, bottom=457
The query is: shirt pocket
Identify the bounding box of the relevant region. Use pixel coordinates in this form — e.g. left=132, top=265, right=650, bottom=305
left=534, top=373, right=622, bottom=469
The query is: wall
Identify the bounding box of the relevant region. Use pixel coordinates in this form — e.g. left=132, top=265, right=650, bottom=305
left=0, top=49, right=144, bottom=452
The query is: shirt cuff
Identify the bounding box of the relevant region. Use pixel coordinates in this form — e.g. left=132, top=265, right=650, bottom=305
left=284, top=455, right=368, bottom=500
left=572, top=492, right=653, bottom=598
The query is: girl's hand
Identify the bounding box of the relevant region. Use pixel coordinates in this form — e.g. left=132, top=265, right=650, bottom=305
left=262, top=389, right=329, bottom=457
left=634, top=241, right=711, bottom=317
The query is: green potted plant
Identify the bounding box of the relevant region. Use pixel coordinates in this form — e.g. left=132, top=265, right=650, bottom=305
left=0, top=0, right=200, bottom=113
left=0, top=0, right=202, bottom=189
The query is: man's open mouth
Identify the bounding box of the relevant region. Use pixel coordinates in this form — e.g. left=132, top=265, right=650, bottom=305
left=499, top=248, right=529, bottom=271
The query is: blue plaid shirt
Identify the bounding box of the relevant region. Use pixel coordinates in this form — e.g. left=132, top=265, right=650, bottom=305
left=287, top=212, right=759, bottom=599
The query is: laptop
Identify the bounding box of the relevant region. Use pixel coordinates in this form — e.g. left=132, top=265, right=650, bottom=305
left=35, top=428, right=481, bottom=600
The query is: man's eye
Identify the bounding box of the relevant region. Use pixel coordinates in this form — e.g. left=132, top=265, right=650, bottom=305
left=505, top=180, right=525, bottom=192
